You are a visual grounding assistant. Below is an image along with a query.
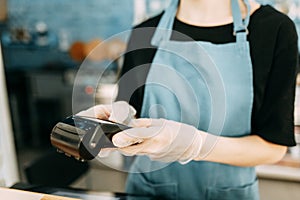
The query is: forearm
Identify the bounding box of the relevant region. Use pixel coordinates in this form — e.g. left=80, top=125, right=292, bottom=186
left=195, top=132, right=287, bottom=167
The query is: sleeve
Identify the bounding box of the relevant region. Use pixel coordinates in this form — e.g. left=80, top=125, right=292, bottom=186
left=253, top=17, right=298, bottom=146
left=116, top=27, right=157, bottom=117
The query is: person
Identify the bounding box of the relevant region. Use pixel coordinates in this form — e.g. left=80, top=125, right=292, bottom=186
left=78, top=0, right=298, bottom=199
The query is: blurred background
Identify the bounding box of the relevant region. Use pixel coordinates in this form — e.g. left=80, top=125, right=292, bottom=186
left=0, top=0, right=300, bottom=199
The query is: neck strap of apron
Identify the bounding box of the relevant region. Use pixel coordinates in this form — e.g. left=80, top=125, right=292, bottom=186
left=231, top=0, right=250, bottom=42
left=151, top=0, right=251, bottom=46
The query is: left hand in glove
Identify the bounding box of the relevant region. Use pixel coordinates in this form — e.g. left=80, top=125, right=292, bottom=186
left=112, top=118, right=204, bottom=164
left=76, top=101, right=137, bottom=157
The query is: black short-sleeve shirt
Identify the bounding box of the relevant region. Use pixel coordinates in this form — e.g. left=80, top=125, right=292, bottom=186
left=117, top=5, right=298, bottom=146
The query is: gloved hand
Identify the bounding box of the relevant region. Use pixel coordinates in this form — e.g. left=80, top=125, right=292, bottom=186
left=76, top=101, right=136, bottom=124
left=76, top=101, right=136, bottom=157
left=112, top=118, right=204, bottom=164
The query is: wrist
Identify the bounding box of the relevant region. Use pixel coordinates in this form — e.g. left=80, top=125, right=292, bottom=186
left=194, top=130, right=219, bottom=161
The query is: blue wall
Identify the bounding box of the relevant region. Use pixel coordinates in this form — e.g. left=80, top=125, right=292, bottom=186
left=4, top=0, right=300, bottom=61
left=3, top=0, right=171, bottom=69
left=5, top=0, right=292, bottom=44
left=7, top=0, right=134, bottom=43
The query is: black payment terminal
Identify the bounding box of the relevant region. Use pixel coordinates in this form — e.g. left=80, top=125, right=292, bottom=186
left=50, top=115, right=130, bottom=161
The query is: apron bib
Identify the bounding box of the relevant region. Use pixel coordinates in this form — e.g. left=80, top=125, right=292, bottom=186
left=126, top=0, right=259, bottom=199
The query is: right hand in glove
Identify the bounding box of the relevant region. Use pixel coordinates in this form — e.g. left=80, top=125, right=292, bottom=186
left=112, top=118, right=204, bottom=164
left=76, top=101, right=136, bottom=157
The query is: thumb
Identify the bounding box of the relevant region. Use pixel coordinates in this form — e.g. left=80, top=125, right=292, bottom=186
left=112, top=125, right=162, bottom=147
left=112, top=130, right=144, bottom=148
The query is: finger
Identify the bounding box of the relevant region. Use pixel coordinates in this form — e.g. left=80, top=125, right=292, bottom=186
left=93, top=104, right=112, bottom=119
left=118, top=138, right=173, bottom=158
left=76, top=104, right=111, bottom=119
left=118, top=145, right=144, bottom=156
left=98, top=148, right=115, bottom=157
left=112, top=131, right=144, bottom=148
left=109, top=101, right=136, bottom=124
left=118, top=140, right=153, bottom=156
left=129, top=118, right=164, bottom=127
left=113, top=126, right=163, bottom=146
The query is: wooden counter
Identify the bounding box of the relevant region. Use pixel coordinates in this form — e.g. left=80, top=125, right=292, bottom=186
left=0, top=187, right=81, bottom=200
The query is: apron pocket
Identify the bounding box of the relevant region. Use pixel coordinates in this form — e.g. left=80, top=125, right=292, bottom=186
left=151, top=182, right=178, bottom=200
left=126, top=173, right=178, bottom=200
left=206, top=179, right=259, bottom=200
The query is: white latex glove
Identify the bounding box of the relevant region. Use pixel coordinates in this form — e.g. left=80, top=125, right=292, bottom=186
left=76, top=101, right=136, bottom=124
left=76, top=101, right=136, bottom=157
left=112, top=118, right=203, bottom=164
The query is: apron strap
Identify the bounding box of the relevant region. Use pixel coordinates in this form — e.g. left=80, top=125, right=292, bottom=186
left=151, top=0, right=251, bottom=46
left=151, top=0, right=179, bottom=46
left=231, top=0, right=251, bottom=42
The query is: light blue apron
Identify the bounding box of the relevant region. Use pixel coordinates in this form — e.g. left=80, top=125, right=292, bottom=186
left=126, top=0, right=259, bottom=199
